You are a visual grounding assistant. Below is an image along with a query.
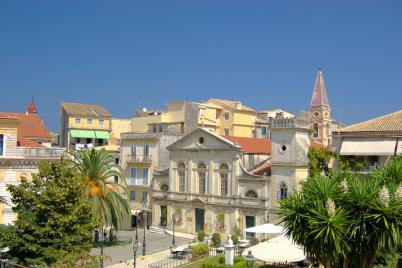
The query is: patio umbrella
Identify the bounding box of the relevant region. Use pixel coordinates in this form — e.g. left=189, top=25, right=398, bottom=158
left=244, top=223, right=284, bottom=234
left=242, top=235, right=306, bottom=263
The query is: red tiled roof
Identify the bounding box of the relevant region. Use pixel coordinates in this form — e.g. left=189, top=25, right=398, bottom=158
left=252, top=162, right=271, bottom=176
left=223, top=136, right=271, bottom=154
left=17, top=136, right=43, bottom=147
left=0, top=112, right=52, bottom=145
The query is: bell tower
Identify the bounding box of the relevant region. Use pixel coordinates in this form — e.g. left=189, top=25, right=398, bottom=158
left=270, top=114, right=310, bottom=209
left=310, top=69, right=332, bottom=147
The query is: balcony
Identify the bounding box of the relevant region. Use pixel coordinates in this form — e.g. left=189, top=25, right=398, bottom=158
left=126, top=154, right=152, bottom=163
left=126, top=178, right=151, bottom=187
left=16, top=147, right=66, bottom=159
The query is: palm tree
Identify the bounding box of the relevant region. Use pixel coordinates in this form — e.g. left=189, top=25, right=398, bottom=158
left=279, top=157, right=402, bottom=268
left=72, top=148, right=130, bottom=230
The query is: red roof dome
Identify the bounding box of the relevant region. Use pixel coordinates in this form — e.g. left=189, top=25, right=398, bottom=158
left=27, top=98, right=37, bottom=114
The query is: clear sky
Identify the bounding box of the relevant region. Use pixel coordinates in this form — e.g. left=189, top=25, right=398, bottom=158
left=1, top=1, right=401, bottom=131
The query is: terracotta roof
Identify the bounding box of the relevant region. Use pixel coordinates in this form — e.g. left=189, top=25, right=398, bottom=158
left=336, top=110, right=402, bottom=133
left=310, top=69, right=330, bottom=108
left=0, top=112, right=52, bottom=144
left=223, top=136, right=271, bottom=154
left=61, top=102, right=112, bottom=117
left=207, top=99, right=256, bottom=112
left=17, top=136, right=42, bottom=147
left=252, top=162, right=271, bottom=176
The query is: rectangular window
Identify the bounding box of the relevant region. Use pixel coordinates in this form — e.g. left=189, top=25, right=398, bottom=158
left=114, top=176, right=118, bottom=183
left=75, top=118, right=81, bottom=124
left=99, top=119, right=104, bottom=127
left=246, top=216, right=255, bottom=238
left=76, top=138, right=81, bottom=143
left=144, top=144, right=149, bottom=157
left=224, top=128, right=229, bottom=136
left=130, top=168, right=137, bottom=185
left=0, top=134, right=4, bottom=156
left=87, top=118, right=93, bottom=125
left=159, top=125, right=163, bottom=132
left=142, top=192, right=148, bottom=202
left=223, top=113, right=230, bottom=120
left=131, top=145, right=136, bottom=158
left=130, top=191, right=136, bottom=201
left=86, top=138, right=92, bottom=144
left=143, top=168, right=149, bottom=185
left=261, top=126, right=267, bottom=135
left=152, top=125, right=157, bottom=132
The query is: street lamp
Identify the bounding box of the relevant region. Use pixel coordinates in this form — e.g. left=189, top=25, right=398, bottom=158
left=142, top=211, right=147, bottom=256
left=135, top=212, right=139, bottom=242
left=244, top=250, right=256, bottom=268
left=172, top=213, right=176, bottom=247
left=132, top=238, right=139, bottom=268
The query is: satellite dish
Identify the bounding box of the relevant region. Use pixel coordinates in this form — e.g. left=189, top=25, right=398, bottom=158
left=142, top=107, right=148, bottom=112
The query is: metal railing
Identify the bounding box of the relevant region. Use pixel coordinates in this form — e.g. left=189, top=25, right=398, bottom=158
left=0, top=260, right=28, bottom=268
left=15, top=147, right=66, bottom=159
left=126, top=154, right=152, bottom=163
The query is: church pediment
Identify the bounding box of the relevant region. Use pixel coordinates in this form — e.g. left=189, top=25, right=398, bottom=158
left=167, top=128, right=240, bottom=151
left=190, top=197, right=207, bottom=205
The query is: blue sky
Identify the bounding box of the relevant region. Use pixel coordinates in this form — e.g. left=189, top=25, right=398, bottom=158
left=1, top=1, right=401, bottom=131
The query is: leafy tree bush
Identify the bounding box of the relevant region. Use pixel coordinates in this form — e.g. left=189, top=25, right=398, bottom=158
left=211, top=233, right=221, bottom=247
left=308, top=147, right=332, bottom=177
left=197, top=230, right=206, bottom=242
left=191, top=243, right=209, bottom=260
left=250, top=237, right=259, bottom=246
left=199, top=255, right=246, bottom=268
left=5, top=159, right=97, bottom=266
left=279, top=156, right=402, bottom=268
left=230, top=233, right=239, bottom=245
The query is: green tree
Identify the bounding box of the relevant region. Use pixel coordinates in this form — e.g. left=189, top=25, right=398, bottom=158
left=279, top=158, right=402, bottom=268
left=308, top=147, right=332, bottom=177
left=6, top=158, right=97, bottom=266
left=72, top=148, right=130, bottom=229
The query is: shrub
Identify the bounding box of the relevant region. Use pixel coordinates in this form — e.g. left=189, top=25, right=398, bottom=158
left=250, top=237, right=259, bottom=246
left=211, top=233, right=221, bottom=247
left=198, top=230, right=206, bottom=242
left=201, top=256, right=227, bottom=268
left=191, top=243, right=209, bottom=261
left=260, top=238, right=268, bottom=242
left=230, top=233, right=239, bottom=245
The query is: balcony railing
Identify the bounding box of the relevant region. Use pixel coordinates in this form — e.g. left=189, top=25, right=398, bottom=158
left=15, top=147, right=66, bottom=159
left=126, top=154, right=152, bottom=163
left=126, top=178, right=150, bottom=186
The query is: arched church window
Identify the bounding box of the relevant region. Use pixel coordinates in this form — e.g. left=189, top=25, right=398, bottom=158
left=245, top=189, right=258, bottom=199
left=197, top=163, right=206, bottom=194
left=280, top=182, right=288, bottom=199
left=220, top=164, right=229, bottom=196
left=313, top=123, right=319, bottom=138
left=177, top=162, right=186, bottom=192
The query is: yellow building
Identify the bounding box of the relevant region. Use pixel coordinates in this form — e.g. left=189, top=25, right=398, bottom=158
left=119, top=132, right=183, bottom=230
left=60, top=102, right=112, bottom=151
left=110, top=118, right=132, bottom=146
left=1, top=104, right=65, bottom=225
left=203, top=98, right=260, bottom=138
left=131, top=99, right=264, bottom=138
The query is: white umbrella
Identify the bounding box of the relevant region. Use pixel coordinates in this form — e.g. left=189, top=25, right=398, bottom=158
left=242, top=235, right=306, bottom=263
left=244, top=223, right=284, bottom=234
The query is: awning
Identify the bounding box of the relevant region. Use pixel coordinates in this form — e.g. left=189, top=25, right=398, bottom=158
left=340, top=138, right=397, bottom=156
left=70, top=130, right=109, bottom=139
left=245, top=223, right=284, bottom=234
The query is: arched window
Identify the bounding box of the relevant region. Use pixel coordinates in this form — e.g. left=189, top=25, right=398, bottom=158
left=160, top=184, right=169, bottom=192
left=177, top=162, right=186, bottom=192
left=280, top=182, right=288, bottom=199
left=220, top=164, right=229, bottom=196
left=313, top=123, right=319, bottom=138
left=197, top=163, right=206, bottom=194
left=245, top=189, right=258, bottom=199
